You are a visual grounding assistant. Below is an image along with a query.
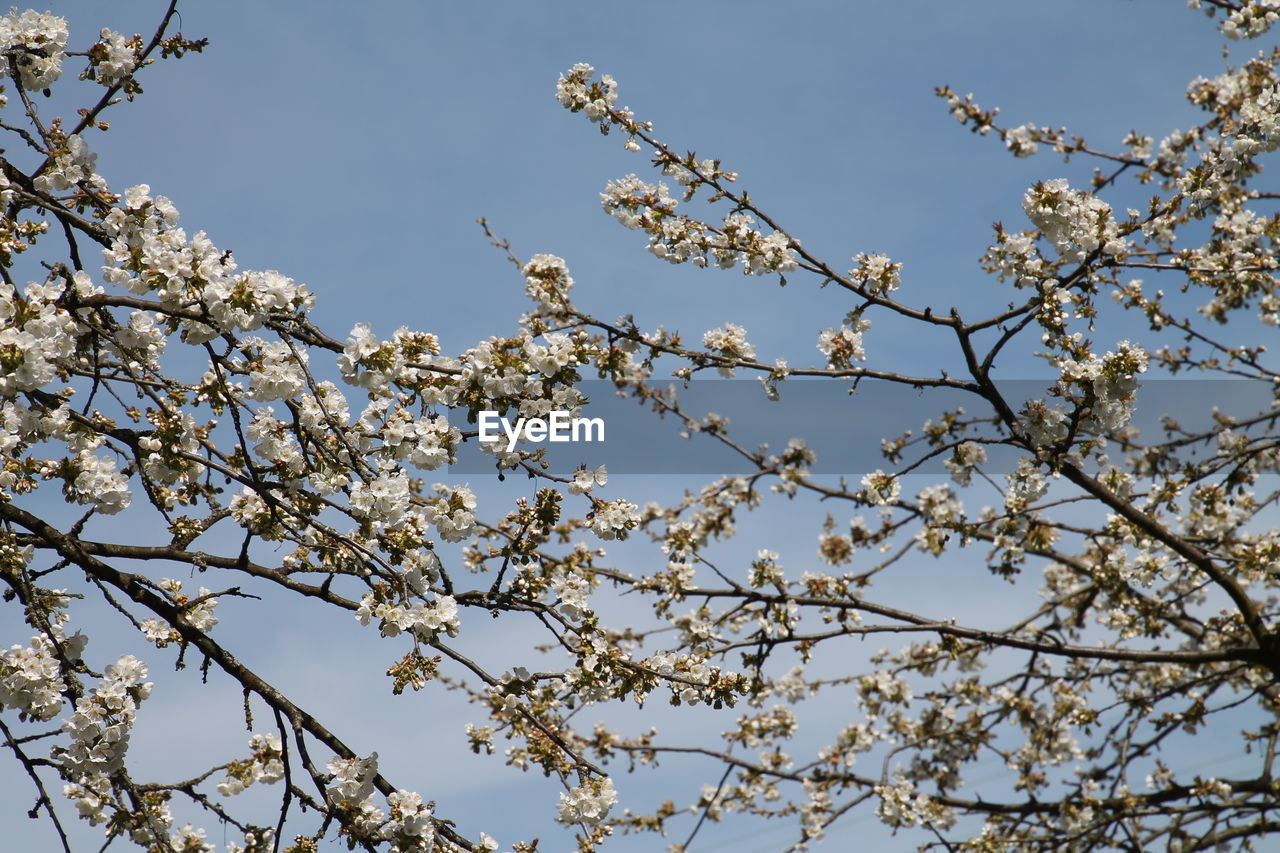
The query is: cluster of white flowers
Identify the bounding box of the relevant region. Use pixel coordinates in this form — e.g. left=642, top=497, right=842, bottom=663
left=556, top=62, right=617, bottom=123
left=326, top=752, right=379, bottom=808
left=749, top=549, right=784, bottom=587
left=1186, top=482, right=1245, bottom=537
left=792, top=778, right=833, bottom=842
left=874, top=775, right=947, bottom=829
left=157, top=824, right=212, bottom=853
left=600, top=174, right=677, bottom=229
left=0, top=632, right=73, bottom=720
left=657, top=557, right=697, bottom=596
left=997, top=682, right=1086, bottom=777
left=1175, top=68, right=1280, bottom=225
left=1022, top=178, right=1128, bottom=262
left=1015, top=398, right=1069, bottom=448
left=754, top=596, right=800, bottom=639
left=338, top=324, right=447, bottom=399
left=817, top=720, right=879, bottom=770
left=324, top=755, right=437, bottom=851
left=719, top=215, right=797, bottom=274
left=1238, top=82, right=1280, bottom=148
left=731, top=705, right=799, bottom=749
left=642, top=213, right=705, bottom=265
left=568, top=464, right=608, bottom=494
left=399, top=548, right=441, bottom=595
left=356, top=590, right=460, bottom=640
left=1182, top=140, right=1266, bottom=204
left=217, top=733, right=285, bottom=796
left=1005, top=458, right=1049, bottom=508
left=325, top=753, right=385, bottom=840
left=247, top=339, right=308, bottom=401
left=914, top=484, right=964, bottom=555
left=660, top=520, right=698, bottom=560
left=223, top=270, right=310, bottom=333
left=944, top=441, right=987, bottom=485
left=769, top=438, right=814, bottom=496
left=382, top=788, right=436, bottom=853
left=916, top=484, right=963, bottom=524
left=816, top=313, right=870, bottom=368
left=286, top=385, right=349, bottom=479
left=590, top=497, right=640, bottom=540
left=350, top=467, right=411, bottom=527
left=857, top=668, right=913, bottom=714
left=1123, top=129, right=1154, bottom=160
left=1053, top=340, right=1148, bottom=434
left=378, top=407, right=458, bottom=471
left=57, top=655, right=153, bottom=825
left=522, top=253, right=575, bottom=312
left=0, top=8, right=68, bottom=90
left=702, top=323, right=756, bottom=376
left=984, top=228, right=1047, bottom=289
left=670, top=607, right=720, bottom=652
left=600, top=172, right=796, bottom=274
left=101, top=186, right=313, bottom=345
left=423, top=483, right=476, bottom=541
left=86, top=28, right=138, bottom=86
left=158, top=577, right=220, bottom=632
left=1207, top=0, right=1280, bottom=39
left=111, top=308, right=167, bottom=370
left=663, top=156, right=725, bottom=186
left=1004, top=123, right=1040, bottom=157
left=556, top=777, right=618, bottom=825
left=34, top=133, right=102, bottom=194
left=139, top=616, right=180, bottom=648
left=227, top=487, right=278, bottom=538
left=705, top=217, right=793, bottom=274
left=523, top=332, right=581, bottom=378
left=848, top=253, right=901, bottom=295
left=0, top=398, right=68, bottom=492
left=860, top=470, right=900, bottom=506
left=0, top=279, right=81, bottom=397
left=338, top=322, right=391, bottom=390
left=68, top=449, right=132, bottom=515
left=241, top=407, right=305, bottom=487
left=458, top=336, right=580, bottom=408
left=550, top=565, right=595, bottom=621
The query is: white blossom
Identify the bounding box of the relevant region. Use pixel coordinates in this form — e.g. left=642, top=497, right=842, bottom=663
left=556, top=777, right=618, bottom=825
left=0, top=9, right=68, bottom=90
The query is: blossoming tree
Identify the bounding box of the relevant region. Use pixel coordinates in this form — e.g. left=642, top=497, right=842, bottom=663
left=3, top=2, right=1280, bottom=852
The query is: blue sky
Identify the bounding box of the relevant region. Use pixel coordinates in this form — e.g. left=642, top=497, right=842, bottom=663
left=3, top=2, right=1261, bottom=851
